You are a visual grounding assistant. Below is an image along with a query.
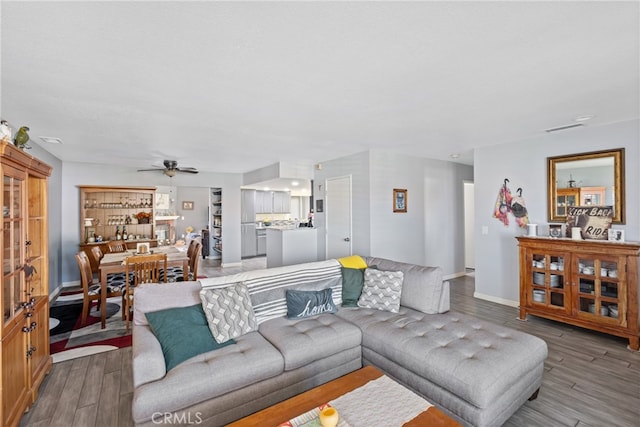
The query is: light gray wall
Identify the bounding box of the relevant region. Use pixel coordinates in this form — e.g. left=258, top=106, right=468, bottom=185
left=474, top=119, right=639, bottom=305
left=174, top=186, right=210, bottom=237
left=314, top=149, right=473, bottom=275
left=61, top=162, right=242, bottom=286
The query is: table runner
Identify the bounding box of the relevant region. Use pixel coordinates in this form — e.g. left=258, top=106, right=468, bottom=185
left=329, top=375, right=432, bottom=427
left=101, top=246, right=183, bottom=265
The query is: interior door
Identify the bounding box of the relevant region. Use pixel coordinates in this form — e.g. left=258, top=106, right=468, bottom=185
left=326, top=176, right=352, bottom=259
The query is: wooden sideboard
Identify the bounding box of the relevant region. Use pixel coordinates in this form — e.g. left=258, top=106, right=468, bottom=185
left=517, top=236, right=639, bottom=350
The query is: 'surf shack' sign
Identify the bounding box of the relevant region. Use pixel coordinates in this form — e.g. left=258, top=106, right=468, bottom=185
left=566, top=206, right=613, bottom=240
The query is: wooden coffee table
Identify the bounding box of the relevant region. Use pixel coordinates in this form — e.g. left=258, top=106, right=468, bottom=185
left=228, top=365, right=460, bottom=426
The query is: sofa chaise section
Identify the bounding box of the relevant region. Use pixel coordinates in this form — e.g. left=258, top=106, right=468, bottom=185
left=337, top=307, right=547, bottom=427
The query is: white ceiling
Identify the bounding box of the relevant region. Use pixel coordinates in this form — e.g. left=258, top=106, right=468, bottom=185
left=1, top=1, right=638, bottom=176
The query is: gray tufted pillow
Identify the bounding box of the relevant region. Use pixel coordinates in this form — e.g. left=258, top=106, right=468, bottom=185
left=358, top=268, right=404, bottom=313
left=200, top=283, right=257, bottom=343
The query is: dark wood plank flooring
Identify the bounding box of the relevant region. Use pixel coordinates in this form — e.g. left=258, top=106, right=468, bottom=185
left=20, top=263, right=640, bottom=427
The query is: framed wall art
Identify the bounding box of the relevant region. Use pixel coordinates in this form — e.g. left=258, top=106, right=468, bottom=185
left=608, top=229, right=625, bottom=242
left=155, top=193, right=170, bottom=210
left=136, top=242, right=150, bottom=254
left=393, top=189, right=407, bottom=213
left=182, top=201, right=194, bottom=210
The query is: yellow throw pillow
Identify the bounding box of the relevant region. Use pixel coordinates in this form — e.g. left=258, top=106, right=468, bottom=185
left=338, top=255, right=368, bottom=269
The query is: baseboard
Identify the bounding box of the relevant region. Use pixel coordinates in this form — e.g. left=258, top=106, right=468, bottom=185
left=443, top=272, right=467, bottom=280
left=49, top=286, right=62, bottom=302
left=62, top=280, right=81, bottom=288
left=473, top=292, right=519, bottom=308
left=221, top=262, right=242, bottom=267
left=49, top=281, right=81, bottom=302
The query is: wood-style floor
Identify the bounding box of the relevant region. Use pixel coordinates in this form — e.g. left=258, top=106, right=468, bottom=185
left=20, top=260, right=640, bottom=427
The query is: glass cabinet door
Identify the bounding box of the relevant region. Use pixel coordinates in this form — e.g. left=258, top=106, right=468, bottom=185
left=576, top=256, right=624, bottom=324
left=530, top=251, right=569, bottom=312
left=2, top=172, right=25, bottom=324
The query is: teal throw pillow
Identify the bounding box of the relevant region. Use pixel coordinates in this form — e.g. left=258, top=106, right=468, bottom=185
left=146, top=304, right=235, bottom=371
left=341, top=265, right=376, bottom=307
left=286, top=288, right=338, bottom=319
left=341, top=267, right=366, bottom=307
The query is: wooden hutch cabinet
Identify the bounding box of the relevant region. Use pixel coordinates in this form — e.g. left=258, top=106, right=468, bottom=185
left=0, top=142, right=52, bottom=427
left=517, top=236, right=640, bottom=350
left=78, top=186, right=156, bottom=272
left=554, top=188, right=580, bottom=218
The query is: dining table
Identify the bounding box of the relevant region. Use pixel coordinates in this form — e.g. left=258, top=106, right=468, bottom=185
left=97, top=245, right=189, bottom=328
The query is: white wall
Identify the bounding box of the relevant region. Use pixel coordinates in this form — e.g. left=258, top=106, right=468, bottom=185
left=61, top=162, right=242, bottom=284
left=474, top=119, right=639, bottom=306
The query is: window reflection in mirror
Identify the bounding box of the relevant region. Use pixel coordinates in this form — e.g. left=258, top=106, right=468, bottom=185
left=547, top=148, right=625, bottom=224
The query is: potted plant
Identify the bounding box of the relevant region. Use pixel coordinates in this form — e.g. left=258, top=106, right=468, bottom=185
left=136, top=211, right=151, bottom=224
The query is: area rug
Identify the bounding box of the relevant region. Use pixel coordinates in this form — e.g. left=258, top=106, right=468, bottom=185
left=49, top=291, right=131, bottom=363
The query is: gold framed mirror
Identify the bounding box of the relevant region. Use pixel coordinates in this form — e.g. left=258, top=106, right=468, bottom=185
left=547, top=148, right=625, bottom=224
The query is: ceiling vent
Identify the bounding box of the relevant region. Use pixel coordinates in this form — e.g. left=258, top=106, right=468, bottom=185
left=545, top=123, right=584, bottom=133
left=39, top=136, right=63, bottom=144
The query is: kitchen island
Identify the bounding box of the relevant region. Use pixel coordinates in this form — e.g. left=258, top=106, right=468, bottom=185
left=266, top=227, right=318, bottom=268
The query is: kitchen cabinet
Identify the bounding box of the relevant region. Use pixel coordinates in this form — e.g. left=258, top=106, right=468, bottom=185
left=241, top=189, right=256, bottom=222
left=256, top=228, right=267, bottom=256
left=0, top=141, right=52, bottom=427
left=272, top=191, right=291, bottom=213
left=241, top=223, right=257, bottom=258
left=255, top=191, right=272, bottom=214
left=517, top=236, right=639, bottom=350
left=253, top=190, right=291, bottom=214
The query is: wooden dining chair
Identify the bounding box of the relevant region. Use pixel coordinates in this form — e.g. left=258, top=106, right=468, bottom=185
left=186, top=238, right=198, bottom=259
left=123, top=253, right=167, bottom=333
left=91, top=244, right=129, bottom=319
left=90, top=245, right=104, bottom=266
left=75, top=251, right=126, bottom=326
left=162, top=241, right=201, bottom=282
left=107, top=240, right=127, bottom=253
left=189, top=241, right=202, bottom=280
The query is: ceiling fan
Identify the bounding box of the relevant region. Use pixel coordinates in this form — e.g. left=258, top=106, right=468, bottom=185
left=137, top=160, right=199, bottom=177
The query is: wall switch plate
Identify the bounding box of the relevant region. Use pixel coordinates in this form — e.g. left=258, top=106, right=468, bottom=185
left=481, top=226, right=489, bottom=235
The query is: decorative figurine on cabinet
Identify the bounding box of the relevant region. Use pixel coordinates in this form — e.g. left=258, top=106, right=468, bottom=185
left=0, top=120, right=12, bottom=143
left=13, top=125, right=31, bottom=150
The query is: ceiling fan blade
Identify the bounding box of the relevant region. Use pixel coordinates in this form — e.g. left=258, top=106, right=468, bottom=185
left=176, top=168, right=199, bottom=174
left=137, top=168, right=165, bottom=172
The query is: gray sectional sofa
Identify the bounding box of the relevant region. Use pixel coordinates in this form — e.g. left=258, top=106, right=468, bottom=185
left=132, top=257, right=547, bottom=427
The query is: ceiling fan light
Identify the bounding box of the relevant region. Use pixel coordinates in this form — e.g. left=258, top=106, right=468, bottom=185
left=164, top=169, right=177, bottom=177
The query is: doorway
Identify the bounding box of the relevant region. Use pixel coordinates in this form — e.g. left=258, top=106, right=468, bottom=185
left=325, top=176, right=352, bottom=259
left=464, top=181, right=475, bottom=272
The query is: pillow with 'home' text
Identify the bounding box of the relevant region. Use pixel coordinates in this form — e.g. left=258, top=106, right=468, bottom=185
left=286, top=288, right=338, bottom=319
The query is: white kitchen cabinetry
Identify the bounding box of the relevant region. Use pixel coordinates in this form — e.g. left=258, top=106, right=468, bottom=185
left=241, top=223, right=257, bottom=258
left=255, top=191, right=272, bottom=214
left=272, top=191, right=291, bottom=213
left=241, top=189, right=256, bottom=223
